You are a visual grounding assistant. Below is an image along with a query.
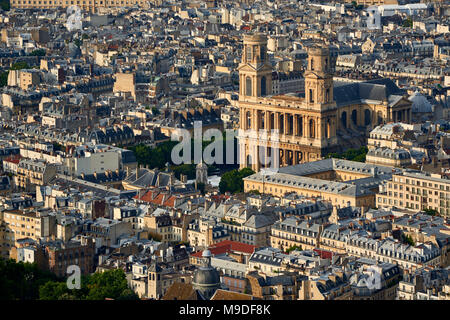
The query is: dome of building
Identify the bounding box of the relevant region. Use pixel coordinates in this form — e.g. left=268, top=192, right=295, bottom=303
left=193, top=266, right=220, bottom=286
left=408, top=91, right=432, bottom=113
left=192, top=250, right=220, bottom=300
left=202, top=249, right=212, bottom=258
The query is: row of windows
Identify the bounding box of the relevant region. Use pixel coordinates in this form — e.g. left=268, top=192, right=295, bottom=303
left=13, top=0, right=143, bottom=4
left=393, top=178, right=450, bottom=191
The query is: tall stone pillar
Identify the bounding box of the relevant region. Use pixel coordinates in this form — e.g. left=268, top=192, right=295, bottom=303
left=293, top=114, right=298, bottom=137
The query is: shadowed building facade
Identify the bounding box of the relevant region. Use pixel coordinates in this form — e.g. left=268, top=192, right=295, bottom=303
left=237, top=34, right=412, bottom=172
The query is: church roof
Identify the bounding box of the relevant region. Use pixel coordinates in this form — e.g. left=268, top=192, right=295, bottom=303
left=333, top=78, right=405, bottom=107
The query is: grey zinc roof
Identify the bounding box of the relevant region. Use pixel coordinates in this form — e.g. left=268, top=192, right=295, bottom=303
left=244, top=213, right=277, bottom=229
left=333, top=78, right=404, bottom=107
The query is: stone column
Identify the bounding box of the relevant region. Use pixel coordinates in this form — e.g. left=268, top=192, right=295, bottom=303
left=292, top=114, right=298, bottom=137
left=293, top=151, right=298, bottom=165
left=255, top=109, right=260, bottom=131
left=284, top=113, right=289, bottom=136
left=275, top=112, right=280, bottom=131
left=304, top=116, right=309, bottom=138
left=239, top=141, right=246, bottom=169
left=253, top=145, right=260, bottom=172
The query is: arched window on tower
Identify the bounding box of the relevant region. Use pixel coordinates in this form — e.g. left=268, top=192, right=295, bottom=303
left=260, top=46, right=266, bottom=61
left=310, top=58, right=314, bottom=71
left=309, top=119, right=315, bottom=138
left=246, top=77, right=252, bottom=96
left=309, top=89, right=314, bottom=103
left=261, top=76, right=266, bottom=96
left=326, top=88, right=330, bottom=103
left=326, top=119, right=331, bottom=138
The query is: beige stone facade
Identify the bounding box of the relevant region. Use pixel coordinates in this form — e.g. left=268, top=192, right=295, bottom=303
left=0, top=209, right=56, bottom=251
left=377, top=171, right=450, bottom=217
left=237, top=34, right=412, bottom=172
left=10, top=0, right=151, bottom=12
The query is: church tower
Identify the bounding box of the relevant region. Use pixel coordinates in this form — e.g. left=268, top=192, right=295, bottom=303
left=238, top=34, right=273, bottom=100
left=148, top=262, right=162, bottom=299
left=304, top=45, right=334, bottom=108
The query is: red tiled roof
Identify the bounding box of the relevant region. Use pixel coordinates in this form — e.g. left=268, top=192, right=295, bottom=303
left=210, top=194, right=230, bottom=202
left=134, top=190, right=177, bottom=208
left=314, top=248, right=334, bottom=259
left=3, top=155, right=21, bottom=164
left=191, top=240, right=256, bottom=258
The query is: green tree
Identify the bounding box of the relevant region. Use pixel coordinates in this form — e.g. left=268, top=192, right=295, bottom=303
left=10, top=61, right=30, bottom=70
left=0, top=258, right=58, bottom=300
left=29, top=49, right=46, bottom=56
left=401, top=234, right=415, bottom=246
left=0, top=71, right=8, bottom=87
left=151, top=107, right=160, bottom=115
left=0, top=0, right=10, bottom=10
left=39, top=281, right=73, bottom=300
left=325, top=146, right=368, bottom=162
left=219, top=167, right=255, bottom=194
left=85, top=269, right=138, bottom=300
left=403, top=18, right=413, bottom=28
left=423, top=208, right=438, bottom=216
left=286, top=245, right=302, bottom=253
left=39, top=269, right=138, bottom=300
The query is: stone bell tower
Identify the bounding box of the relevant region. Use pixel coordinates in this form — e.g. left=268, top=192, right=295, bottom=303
left=304, top=45, right=334, bottom=108
left=238, top=33, right=273, bottom=100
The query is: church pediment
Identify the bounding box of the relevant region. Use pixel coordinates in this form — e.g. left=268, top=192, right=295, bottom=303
left=391, top=97, right=412, bottom=108
left=237, top=63, right=272, bottom=73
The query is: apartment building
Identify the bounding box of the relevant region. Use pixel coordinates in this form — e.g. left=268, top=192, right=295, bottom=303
left=19, top=70, right=41, bottom=90
left=345, top=235, right=441, bottom=271
left=376, top=171, right=450, bottom=216
left=144, top=213, right=173, bottom=243
left=15, top=159, right=58, bottom=191
left=246, top=271, right=304, bottom=300
left=298, top=272, right=354, bottom=300
left=270, top=216, right=323, bottom=252
left=187, top=218, right=231, bottom=248
left=0, top=209, right=56, bottom=250
left=81, top=218, right=132, bottom=247
left=45, top=236, right=96, bottom=277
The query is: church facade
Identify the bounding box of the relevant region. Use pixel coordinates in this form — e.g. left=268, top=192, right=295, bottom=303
left=237, top=34, right=412, bottom=172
